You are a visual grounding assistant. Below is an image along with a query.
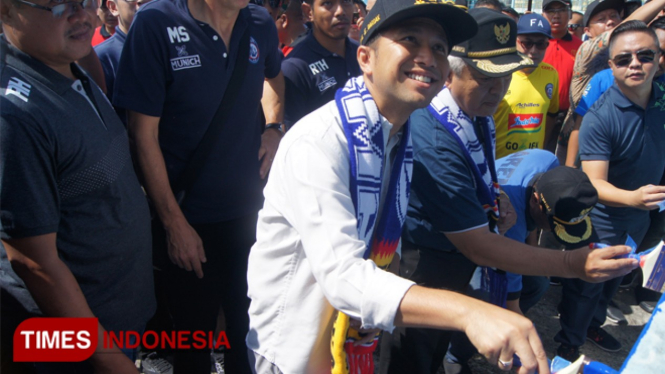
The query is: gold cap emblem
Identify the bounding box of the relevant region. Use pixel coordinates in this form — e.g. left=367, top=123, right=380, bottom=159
left=494, top=23, right=510, bottom=44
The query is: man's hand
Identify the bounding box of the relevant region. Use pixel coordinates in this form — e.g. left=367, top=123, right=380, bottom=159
left=463, top=301, right=549, bottom=374
left=259, top=128, right=282, bottom=179
left=630, top=185, right=665, bottom=210
left=498, top=192, right=517, bottom=235
left=348, top=319, right=381, bottom=346
left=165, top=217, right=206, bottom=278
left=568, top=245, right=639, bottom=282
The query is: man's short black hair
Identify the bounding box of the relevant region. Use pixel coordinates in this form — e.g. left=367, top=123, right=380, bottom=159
left=473, top=0, right=504, bottom=12
left=609, top=20, right=659, bottom=56
left=501, top=5, right=519, bottom=19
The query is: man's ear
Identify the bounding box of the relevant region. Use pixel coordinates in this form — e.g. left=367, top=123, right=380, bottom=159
left=357, top=44, right=373, bottom=76
left=302, top=2, right=312, bottom=23
left=107, top=0, right=119, bottom=17
left=584, top=26, right=591, bottom=38
left=1, top=0, right=16, bottom=25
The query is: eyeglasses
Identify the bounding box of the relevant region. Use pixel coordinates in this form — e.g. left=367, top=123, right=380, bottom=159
left=15, top=0, right=97, bottom=18
left=568, top=23, right=581, bottom=31
left=518, top=39, right=550, bottom=51
left=544, top=7, right=569, bottom=15
left=611, top=49, right=658, bottom=67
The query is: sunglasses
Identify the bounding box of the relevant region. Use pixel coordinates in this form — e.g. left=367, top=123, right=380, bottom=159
left=568, top=23, right=581, bottom=31
left=15, top=0, right=97, bottom=18
left=611, top=49, right=658, bottom=67
left=518, top=39, right=550, bottom=51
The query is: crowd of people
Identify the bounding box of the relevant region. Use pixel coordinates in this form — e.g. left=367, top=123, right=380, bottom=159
left=1, top=0, right=664, bottom=373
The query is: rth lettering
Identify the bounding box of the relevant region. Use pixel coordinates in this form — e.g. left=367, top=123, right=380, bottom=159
left=168, top=26, right=190, bottom=43
left=20, top=330, right=91, bottom=350
left=309, top=59, right=329, bottom=75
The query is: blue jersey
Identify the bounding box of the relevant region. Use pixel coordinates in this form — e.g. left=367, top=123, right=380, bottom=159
left=495, top=149, right=559, bottom=293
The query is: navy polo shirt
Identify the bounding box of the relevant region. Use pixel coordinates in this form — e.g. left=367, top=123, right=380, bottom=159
left=114, top=0, right=282, bottom=223
left=1, top=37, right=155, bottom=332
left=94, top=26, right=127, bottom=123
left=282, top=31, right=360, bottom=129
left=579, top=81, right=665, bottom=232
left=403, top=108, right=490, bottom=253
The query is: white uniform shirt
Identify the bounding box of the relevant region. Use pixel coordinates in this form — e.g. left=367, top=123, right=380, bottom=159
left=246, top=101, right=415, bottom=374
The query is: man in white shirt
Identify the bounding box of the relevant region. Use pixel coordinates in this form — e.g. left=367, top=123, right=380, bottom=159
left=245, top=1, right=562, bottom=373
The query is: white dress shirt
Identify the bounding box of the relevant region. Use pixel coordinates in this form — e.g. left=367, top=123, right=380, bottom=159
left=246, top=100, right=415, bottom=374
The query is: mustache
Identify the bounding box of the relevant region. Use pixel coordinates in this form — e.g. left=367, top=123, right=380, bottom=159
left=66, top=22, right=93, bottom=37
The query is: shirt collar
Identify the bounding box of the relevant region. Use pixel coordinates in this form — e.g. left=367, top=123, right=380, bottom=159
left=561, top=32, right=572, bottom=41
left=1, top=36, right=82, bottom=96
left=610, top=81, right=662, bottom=110
left=304, top=30, right=355, bottom=59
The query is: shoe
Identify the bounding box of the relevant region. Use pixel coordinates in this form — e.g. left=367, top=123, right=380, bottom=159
left=606, top=303, right=628, bottom=325
left=556, top=343, right=580, bottom=362
left=142, top=352, right=173, bottom=374
left=639, top=301, right=656, bottom=314
left=586, top=327, right=621, bottom=352
left=211, top=350, right=225, bottom=374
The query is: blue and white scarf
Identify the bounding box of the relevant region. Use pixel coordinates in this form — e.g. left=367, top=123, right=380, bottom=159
left=330, top=76, right=412, bottom=374
left=427, top=87, right=507, bottom=307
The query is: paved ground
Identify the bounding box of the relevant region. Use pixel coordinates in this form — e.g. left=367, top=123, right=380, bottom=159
left=466, top=282, right=653, bottom=373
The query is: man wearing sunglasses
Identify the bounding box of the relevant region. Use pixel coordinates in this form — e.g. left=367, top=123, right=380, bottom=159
left=0, top=0, right=155, bottom=373
left=568, top=11, right=585, bottom=39
left=541, top=0, right=581, bottom=152
left=493, top=13, right=559, bottom=159
left=555, top=20, right=665, bottom=362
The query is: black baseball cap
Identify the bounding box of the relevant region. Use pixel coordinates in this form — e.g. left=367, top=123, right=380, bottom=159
left=583, top=0, right=625, bottom=27
left=534, top=166, right=598, bottom=246
left=542, top=0, right=571, bottom=10
left=450, top=8, right=536, bottom=77
left=359, top=0, right=478, bottom=47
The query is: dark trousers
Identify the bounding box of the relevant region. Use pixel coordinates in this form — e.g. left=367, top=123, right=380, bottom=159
left=555, top=222, right=648, bottom=347
left=160, top=214, right=257, bottom=374
left=380, top=244, right=477, bottom=374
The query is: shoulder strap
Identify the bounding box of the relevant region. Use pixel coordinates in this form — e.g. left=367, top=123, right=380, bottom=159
left=172, top=28, right=251, bottom=203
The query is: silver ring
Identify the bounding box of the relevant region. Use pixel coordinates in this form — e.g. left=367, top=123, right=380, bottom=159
left=498, top=358, right=513, bottom=370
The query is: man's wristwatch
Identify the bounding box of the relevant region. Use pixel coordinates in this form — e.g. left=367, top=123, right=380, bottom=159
left=265, top=122, right=284, bottom=134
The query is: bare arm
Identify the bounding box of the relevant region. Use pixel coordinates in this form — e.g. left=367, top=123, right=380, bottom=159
left=624, top=0, right=665, bottom=25
left=396, top=285, right=549, bottom=374
left=565, top=115, right=583, bottom=168
left=582, top=160, right=665, bottom=209
left=77, top=49, right=107, bottom=94
left=259, top=72, right=285, bottom=179
left=3, top=235, right=138, bottom=374
left=446, top=226, right=637, bottom=282
left=127, top=111, right=206, bottom=278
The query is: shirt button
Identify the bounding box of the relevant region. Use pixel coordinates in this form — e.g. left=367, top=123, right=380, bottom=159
left=213, top=35, right=219, bottom=41
left=223, top=53, right=228, bottom=58
left=347, top=72, right=350, bottom=76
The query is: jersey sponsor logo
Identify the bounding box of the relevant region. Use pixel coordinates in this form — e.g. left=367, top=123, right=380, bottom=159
left=308, top=59, right=329, bottom=75
left=249, top=37, right=259, bottom=64
left=317, top=76, right=337, bottom=92
left=545, top=83, right=553, bottom=99
left=5, top=77, right=31, bottom=102
left=515, top=102, right=540, bottom=108
left=176, top=45, right=188, bottom=57
left=507, top=113, right=543, bottom=135
left=170, top=55, right=202, bottom=71
left=167, top=26, right=190, bottom=44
